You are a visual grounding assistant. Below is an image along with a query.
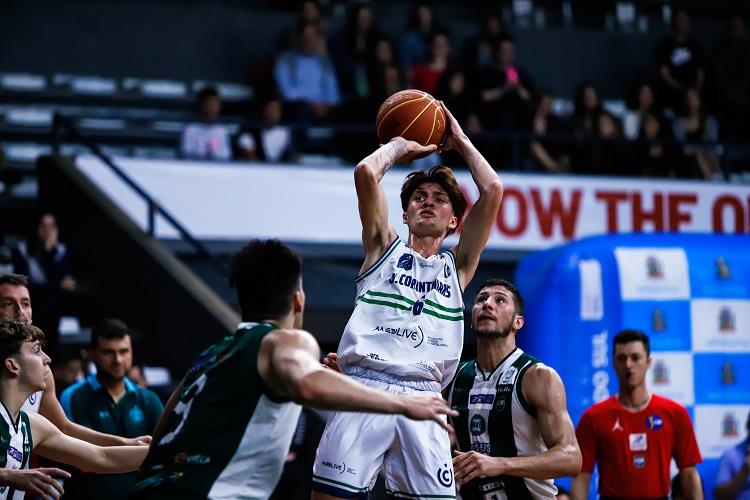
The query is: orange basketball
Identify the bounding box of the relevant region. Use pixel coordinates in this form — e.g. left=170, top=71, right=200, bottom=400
left=375, top=89, right=446, bottom=146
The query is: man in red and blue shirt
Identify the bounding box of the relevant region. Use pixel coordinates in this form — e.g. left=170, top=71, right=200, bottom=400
left=571, top=329, right=703, bottom=500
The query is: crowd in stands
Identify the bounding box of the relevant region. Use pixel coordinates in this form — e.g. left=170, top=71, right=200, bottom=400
left=179, top=2, right=749, bottom=180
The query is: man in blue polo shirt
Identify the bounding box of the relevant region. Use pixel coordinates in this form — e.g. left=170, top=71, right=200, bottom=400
left=60, top=318, right=163, bottom=499
left=715, top=411, right=750, bottom=500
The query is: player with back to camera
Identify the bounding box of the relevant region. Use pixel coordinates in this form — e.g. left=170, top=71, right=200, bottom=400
left=313, top=101, right=503, bottom=498
left=130, top=239, right=456, bottom=499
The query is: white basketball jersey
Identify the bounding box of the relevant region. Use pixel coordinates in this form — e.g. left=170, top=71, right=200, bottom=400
left=19, top=391, right=41, bottom=415
left=337, top=237, right=464, bottom=388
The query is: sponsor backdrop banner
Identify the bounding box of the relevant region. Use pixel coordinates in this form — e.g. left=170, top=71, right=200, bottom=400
left=515, top=233, right=750, bottom=499
left=76, top=157, right=750, bottom=248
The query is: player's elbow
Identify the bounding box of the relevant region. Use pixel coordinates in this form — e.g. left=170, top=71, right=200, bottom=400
left=479, top=179, right=503, bottom=205
left=354, top=161, right=378, bottom=185
left=290, top=374, right=325, bottom=407
left=562, top=445, right=583, bottom=476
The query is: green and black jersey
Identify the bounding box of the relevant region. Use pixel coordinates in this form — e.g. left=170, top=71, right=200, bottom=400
left=0, top=404, right=32, bottom=500
left=448, top=348, right=557, bottom=499
left=132, top=322, right=302, bottom=499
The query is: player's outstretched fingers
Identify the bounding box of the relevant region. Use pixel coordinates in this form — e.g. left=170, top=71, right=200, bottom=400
left=34, top=468, right=69, bottom=498
left=134, top=435, right=153, bottom=445
left=322, top=352, right=341, bottom=373
left=452, top=450, right=478, bottom=485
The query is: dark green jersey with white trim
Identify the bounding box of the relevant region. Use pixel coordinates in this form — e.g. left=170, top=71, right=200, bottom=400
left=0, top=404, right=32, bottom=500
left=448, top=348, right=556, bottom=499
left=132, top=322, right=301, bottom=499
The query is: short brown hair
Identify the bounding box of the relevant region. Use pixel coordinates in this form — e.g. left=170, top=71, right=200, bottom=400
left=400, top=166, right=467, bottom=236
left=0, top=274, right=29, bottom=288
left=477, top=279, right=524, bottom=316
left=0, top=320, right=45, bottom=361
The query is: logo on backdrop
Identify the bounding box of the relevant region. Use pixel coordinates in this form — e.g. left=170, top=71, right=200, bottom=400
left=651, top=308, right=666, bottom=332
left=721, top=361, right=736, bottom=385
left=715, top=256, right=731, bottom=280
left=646, top=256, right=664, bottom=279
left=652, top=360, right=669, bottom=385
left=719, top=307, right=736, bottom=333
left=722, top=413, right=739, bottom=438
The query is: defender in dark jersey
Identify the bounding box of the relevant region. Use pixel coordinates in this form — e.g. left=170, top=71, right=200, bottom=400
left=131, top=240, right=456, bottom=500
left=448, top=279, right=581, bottom=499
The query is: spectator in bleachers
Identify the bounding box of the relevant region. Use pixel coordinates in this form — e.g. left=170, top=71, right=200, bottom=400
left=368, top=35, right=402, bottom=101
left=527, top=90, right=571, bottom=173
left=274, top=20, right=341, bottom=122
left=400, top=3, right=441, bottom=79
left=461, top=9, right=506, bottom=104
left=709, top=15, right=750, bottom=142
left=569, top=81, right=603, bottom=169
left=328, top=2, right=381, bottom=101
left=180, top=86, right=234, bottom=161
left=632, top=113, right=681, bottom=178
left=337, top=35, right=402, bottom=125
left=12, top=213, right=76, bottom=293
left=571, top=81, right=603, bottom=136
left=586, top=111, right=628, bottom=176
left=477, top=35, right=534, bottom=131
left=462, top=9, right=506, bottom=72
left=623, top=81, right=666, bottom=141
left=410, top=30, right=453, bottom=96
left=434, top=68, right=480, bottom=131
left=653, top=8, right=705, bottom=112
left=60, top=318, right=163, bottom=499
left=277, top=0, right=328, bottom=52
left=236, top=93, right=296, bottom=163
left=673, top=88, right=721, bottom=179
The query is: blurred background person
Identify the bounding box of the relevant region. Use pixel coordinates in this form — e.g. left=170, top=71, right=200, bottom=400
left=180, top=86, right=234, bottom=161
left=274, top=20, right=341, bottom=122
left=236, top=92, right=296, bottom=163
left=653, top=8, right=705, bottom=112
left=60, top=318, right=164, bottom=500
left=714, top=411, right=750, bottom=500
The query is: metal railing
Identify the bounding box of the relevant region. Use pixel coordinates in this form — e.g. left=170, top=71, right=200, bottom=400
left=50, top=112, right=228, bottom=275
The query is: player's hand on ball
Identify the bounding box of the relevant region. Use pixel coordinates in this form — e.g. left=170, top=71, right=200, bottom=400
left=3, top=467, right=70, bottom=499
left=387, top=136, right=437, bottom=164
left=438, top=101, right=468, bottom=152
left=402, top=394, right=457, bottom=432
left=452, top=450, right=505, bottom=485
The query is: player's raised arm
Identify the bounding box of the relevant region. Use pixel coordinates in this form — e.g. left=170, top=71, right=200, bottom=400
left=441, top=102, right=503, bottom=289
left=355, top=137, right=437, bottom=271
left=260, top=328, right=456, bottom=431
left=27, top=412, right=147, bottom=474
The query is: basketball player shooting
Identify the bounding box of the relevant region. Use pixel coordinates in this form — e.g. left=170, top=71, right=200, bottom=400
left=312, top=101, right=504, bottom=498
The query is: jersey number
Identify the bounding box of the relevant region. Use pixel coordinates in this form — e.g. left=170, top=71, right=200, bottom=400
left=158, top=374, right=208, bottom=445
